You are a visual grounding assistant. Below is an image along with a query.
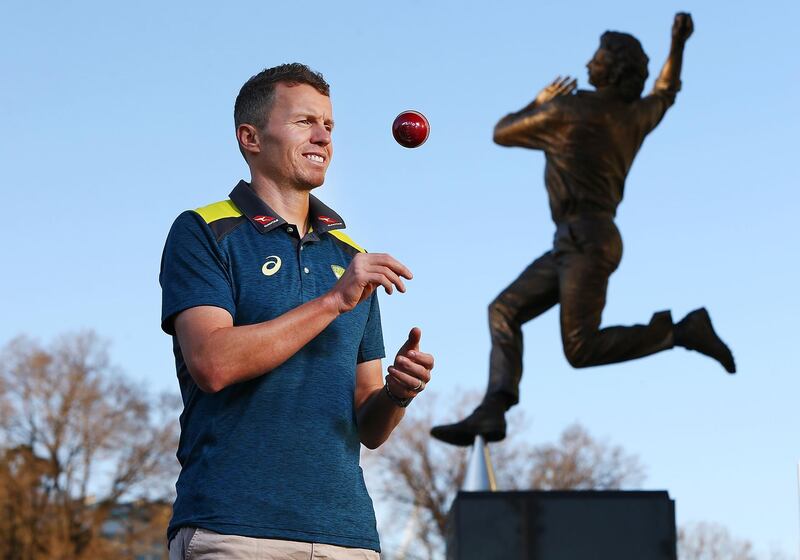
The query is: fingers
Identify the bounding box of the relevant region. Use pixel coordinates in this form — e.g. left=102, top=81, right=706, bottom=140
left=546, top=76, right=576, bottom=98
left=351, top=253, right=413, bottom=296
left=389, top=338, right=434, bottom=392
left=361, top=253, right=413, bottom=280
left=333, top=252, right=414, bottom=312
left=405, top=327, right=421, bottom=351
left=388, top=360, right=429, bottom=387
left=386, top=373, right=423, bottom=400
left=398, top=328, right=434, bottom=366
left=363, top=272, right=396, bottom=296
left=370, top=265, right=406, bottom=294
left=408, top=349, right=434, bottom=370
left=388, top=355, right=431, bottom=391
left=557, top=76, right=576, bottom=93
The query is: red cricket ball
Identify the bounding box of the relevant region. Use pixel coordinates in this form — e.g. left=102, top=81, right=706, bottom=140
left=392, top=110, right=430, bottom=148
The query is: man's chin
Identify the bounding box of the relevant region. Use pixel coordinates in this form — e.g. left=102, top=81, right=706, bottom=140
left=296, top=177, right=325, bottom=192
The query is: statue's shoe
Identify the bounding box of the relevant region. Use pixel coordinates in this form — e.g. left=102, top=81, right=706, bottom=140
left=676, top=308, right=736, bottom=374
left=430, top=404, right=507, bottom=446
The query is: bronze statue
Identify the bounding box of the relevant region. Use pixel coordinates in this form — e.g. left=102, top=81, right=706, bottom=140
left=432, top=13, right=735, bottom=447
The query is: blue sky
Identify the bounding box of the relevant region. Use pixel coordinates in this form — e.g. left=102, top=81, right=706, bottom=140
left=1, top=0, right=798, bottom=555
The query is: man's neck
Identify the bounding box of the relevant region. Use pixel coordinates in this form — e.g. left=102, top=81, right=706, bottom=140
left=249, top=173, right=312, bottom=236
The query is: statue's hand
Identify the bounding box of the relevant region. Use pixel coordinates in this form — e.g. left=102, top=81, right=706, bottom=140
left=672, top=12, right=693, bottom=43
left=535, top=76, right=577, bottom=105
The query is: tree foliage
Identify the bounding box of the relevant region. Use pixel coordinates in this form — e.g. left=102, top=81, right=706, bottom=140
left=0, top=332, right=179, bottom=560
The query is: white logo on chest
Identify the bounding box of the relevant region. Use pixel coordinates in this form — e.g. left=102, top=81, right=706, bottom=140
left=262, top=256, right=282, bottom=276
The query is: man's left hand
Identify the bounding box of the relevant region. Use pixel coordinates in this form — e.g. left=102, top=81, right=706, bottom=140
left=387, top=327, right=434, bottom=399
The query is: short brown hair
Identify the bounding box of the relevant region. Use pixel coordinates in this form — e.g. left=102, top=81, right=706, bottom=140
left=234, top=63, right=330, bottom=130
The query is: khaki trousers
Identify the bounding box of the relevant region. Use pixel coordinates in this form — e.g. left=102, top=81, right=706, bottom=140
left=169, top=527, right=380, bottom=560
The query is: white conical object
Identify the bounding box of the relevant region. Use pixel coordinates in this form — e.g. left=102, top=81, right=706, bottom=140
left=461, top=435, right=497, bottom=491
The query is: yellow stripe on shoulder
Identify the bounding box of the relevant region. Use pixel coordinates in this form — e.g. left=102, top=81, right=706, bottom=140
left=194, top=199, right=242, bottom=224
left=329, top=230, right=366, bottom=253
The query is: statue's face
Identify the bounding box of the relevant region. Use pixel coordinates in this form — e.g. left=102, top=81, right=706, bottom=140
left=587, top=48, right=612, bottom=88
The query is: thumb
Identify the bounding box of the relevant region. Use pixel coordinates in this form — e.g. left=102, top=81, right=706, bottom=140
left=401, top=327, right=422, bottom=353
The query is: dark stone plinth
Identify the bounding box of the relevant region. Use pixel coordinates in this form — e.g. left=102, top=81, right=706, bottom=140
left=447, top=490, right=676, bottom=560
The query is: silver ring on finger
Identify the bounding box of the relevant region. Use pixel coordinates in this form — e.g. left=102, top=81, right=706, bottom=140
left=412, top=379, right=425, bottom=392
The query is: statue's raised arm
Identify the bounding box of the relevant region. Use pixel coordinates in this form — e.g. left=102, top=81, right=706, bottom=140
left=653, top=12, right=693, bottom=95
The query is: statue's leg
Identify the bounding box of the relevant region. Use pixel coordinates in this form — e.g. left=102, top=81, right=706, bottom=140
left=486, top=250, right=560, bottom=407
left=557, top=219, right=674, bottom=368
left=430, top=251, right=559, bottom=446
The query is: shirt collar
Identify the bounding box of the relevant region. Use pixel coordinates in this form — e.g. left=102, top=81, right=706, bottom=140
left=229, top=180, right=346, bottom=235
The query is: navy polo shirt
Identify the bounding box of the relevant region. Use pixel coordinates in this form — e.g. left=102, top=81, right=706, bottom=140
left=159, top=180, right=384, bottom=551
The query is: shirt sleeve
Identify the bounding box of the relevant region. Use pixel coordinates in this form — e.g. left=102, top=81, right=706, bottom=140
left=634, top=85, right=678, bottom=136
left=159, top=211, right=236, bottom=335
left=357, top=293, right=385, bottom=363
left=493, top=99, right=565, bottom=151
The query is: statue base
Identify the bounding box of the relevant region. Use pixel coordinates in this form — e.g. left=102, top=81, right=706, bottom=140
left=446, top=490, right=676, bottom=560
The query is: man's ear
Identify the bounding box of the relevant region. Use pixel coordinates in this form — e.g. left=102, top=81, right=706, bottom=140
left=236, top=123, right=261, bottom=157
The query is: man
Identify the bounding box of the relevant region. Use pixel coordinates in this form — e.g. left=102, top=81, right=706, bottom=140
left=160, top=63, right=434, bottom=558
left=432, top=13, right=734, bottom=447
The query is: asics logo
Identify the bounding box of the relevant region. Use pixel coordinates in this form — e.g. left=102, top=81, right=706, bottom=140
left=262, top=256, right=282, bottom=276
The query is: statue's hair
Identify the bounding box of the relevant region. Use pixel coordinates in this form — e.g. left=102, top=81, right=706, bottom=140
left=599, top=32, right=649, bottom=101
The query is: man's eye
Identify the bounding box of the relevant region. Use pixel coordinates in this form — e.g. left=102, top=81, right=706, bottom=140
left=297, top=119, right=311, bottom=125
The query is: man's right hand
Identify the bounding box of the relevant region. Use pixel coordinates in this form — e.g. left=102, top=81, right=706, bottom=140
left=329, top=253, right=413, bottom=313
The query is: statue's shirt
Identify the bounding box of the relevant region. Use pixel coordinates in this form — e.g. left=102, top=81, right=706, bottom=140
left=497, top=88, right=677, bottom=223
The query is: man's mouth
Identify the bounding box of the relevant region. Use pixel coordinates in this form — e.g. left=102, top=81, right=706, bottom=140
left=304, top=154, right=325, bottom=164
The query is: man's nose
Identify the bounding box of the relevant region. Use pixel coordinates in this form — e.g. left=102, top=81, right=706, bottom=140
left=311, top=124, right=331, bottom=145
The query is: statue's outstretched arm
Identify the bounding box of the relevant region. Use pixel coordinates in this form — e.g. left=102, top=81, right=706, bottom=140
left=493, top=76, right=576, bottom=148
left=653, top=12, right=693, bottom=96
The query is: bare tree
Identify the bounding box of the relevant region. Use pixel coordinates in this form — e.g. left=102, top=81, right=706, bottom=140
left=363, top=394, right=469, bottom=559
left=0, top=332, right=180, bottom=560
left=364, top=393, right=645, bottom=559
left=678, top=522, right=756, bottom=560
left=0, top=445, right=55, bottom=560
left=527, top=423, right=645, bottom=490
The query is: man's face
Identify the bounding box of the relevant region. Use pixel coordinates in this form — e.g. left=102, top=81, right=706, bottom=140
left=586, top=47, right=612, bottom=89
left=256, top=82, right=333, bottom=191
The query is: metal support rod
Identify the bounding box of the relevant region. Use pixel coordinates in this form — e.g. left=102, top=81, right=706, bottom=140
left=462, top=435, right=497, bottom=491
